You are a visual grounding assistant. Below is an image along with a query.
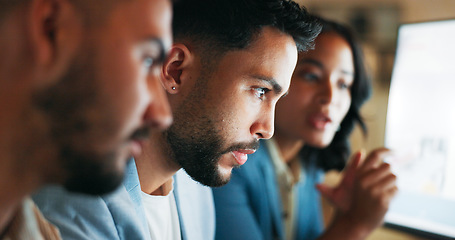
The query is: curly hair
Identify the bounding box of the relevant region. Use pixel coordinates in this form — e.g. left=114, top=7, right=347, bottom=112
left=302, top=16, right=372, bottom=171
left=172, top=0, right=322, bottom=58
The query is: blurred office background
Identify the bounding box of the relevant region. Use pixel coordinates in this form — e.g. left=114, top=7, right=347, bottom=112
left=296, top=1, right=455, bottom=239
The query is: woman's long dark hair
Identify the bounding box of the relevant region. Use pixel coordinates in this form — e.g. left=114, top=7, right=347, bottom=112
left=302, top=16, right=372, bottom=171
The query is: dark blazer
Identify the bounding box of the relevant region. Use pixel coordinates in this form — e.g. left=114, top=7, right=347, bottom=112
left=212, top=140, right=324, bottom=240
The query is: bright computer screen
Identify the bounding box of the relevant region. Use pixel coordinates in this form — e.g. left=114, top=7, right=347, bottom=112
left=384, top=19, right=455, bottom=239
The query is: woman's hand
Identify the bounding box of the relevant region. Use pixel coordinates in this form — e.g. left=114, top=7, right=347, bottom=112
left=317, top=148, right=398, bottom=240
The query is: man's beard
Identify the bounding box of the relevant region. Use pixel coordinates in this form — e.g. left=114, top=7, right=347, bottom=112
left=165, top=124, right=225, bottom=187
left=60, top=148, right=123, bottom=195
left=164, top=120, right=259, bottom=187
left=33, top=52, right=125, bottom=195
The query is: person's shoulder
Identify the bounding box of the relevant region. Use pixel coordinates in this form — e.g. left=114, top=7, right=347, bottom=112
left=3, top=198, right=62, bottom=240
left=32, top=185, right=125, bottom=240
left=33, top=185, right=109, bottom=214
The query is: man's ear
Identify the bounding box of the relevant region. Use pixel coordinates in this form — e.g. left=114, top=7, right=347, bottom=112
left=28, top=0, right=81, bottom=76
left=161, top=43, right=195, bottom=94
left=28, top=0, right=59, bottom=68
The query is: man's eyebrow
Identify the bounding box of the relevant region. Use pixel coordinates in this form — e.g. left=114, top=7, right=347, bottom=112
left=251, top=75, right=284, bottom=95
left=147, top=38, right=167, bottom=64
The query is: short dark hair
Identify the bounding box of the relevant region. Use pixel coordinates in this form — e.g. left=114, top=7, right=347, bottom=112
left=302, top=16, right=372, bottom=172
left=172, top=0, right=321, bottom=57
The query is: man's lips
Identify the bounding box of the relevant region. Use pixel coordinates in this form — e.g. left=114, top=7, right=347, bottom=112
left=231, top=149, right=256, bottom=165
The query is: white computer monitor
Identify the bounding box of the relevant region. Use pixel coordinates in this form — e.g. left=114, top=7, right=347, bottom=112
left=384, top=19, right=455, bottom=239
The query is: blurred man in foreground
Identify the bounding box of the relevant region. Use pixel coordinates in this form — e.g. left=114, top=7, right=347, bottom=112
left=0, top=0, right=173, bottom=238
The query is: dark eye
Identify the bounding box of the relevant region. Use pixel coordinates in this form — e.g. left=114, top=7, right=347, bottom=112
left=338, top=80, right=352, bottom=90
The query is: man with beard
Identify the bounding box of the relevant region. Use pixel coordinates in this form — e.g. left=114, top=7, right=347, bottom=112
left=0, top=0, right=173, bottom=238
left=33, top=0, right=321, bottom=239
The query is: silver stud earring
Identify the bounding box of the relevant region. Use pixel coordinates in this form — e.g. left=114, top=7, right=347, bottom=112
left=171, top=86, right=176, bottom=90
